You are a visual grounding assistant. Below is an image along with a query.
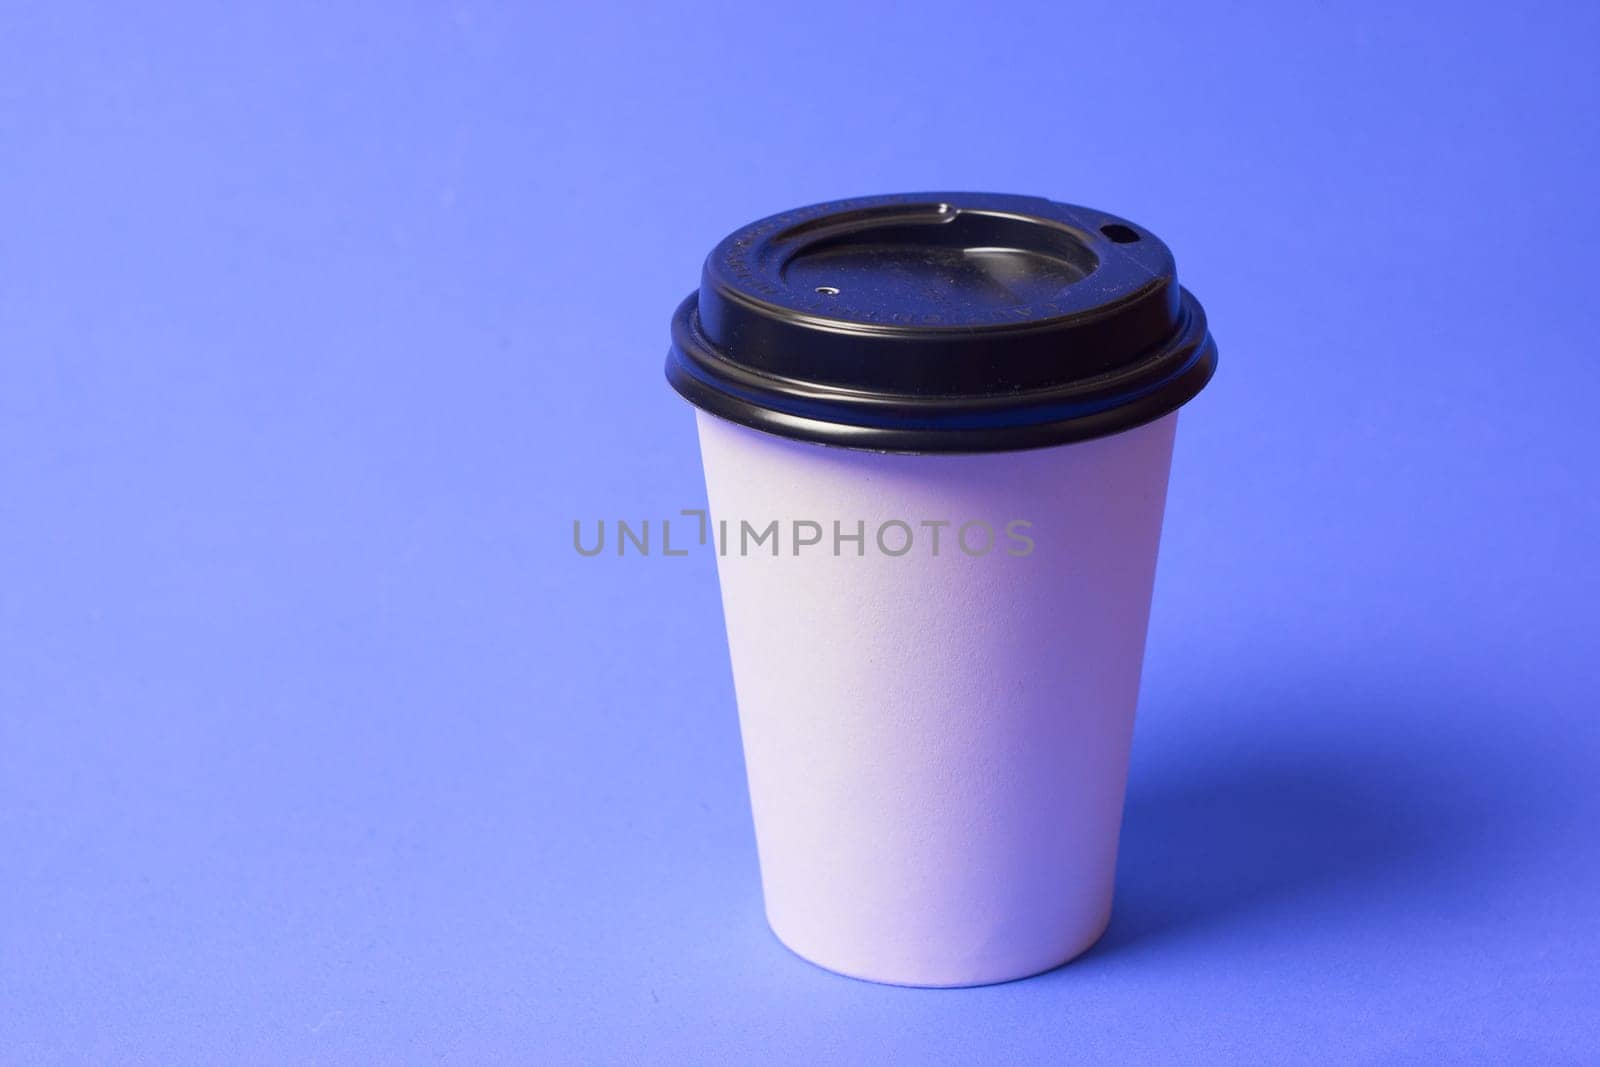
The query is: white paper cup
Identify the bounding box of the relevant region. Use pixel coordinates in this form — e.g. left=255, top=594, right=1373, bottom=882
left=697, top=409, right=1177, bottom=986
left=667, top=193, right=1217, bottom=986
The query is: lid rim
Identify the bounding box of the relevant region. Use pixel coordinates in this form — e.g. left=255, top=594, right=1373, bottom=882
left=666, top=291, right=1218, bottom=454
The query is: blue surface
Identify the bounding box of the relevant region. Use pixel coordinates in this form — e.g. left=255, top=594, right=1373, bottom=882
left=3, top=2, right=1597, bottom=1062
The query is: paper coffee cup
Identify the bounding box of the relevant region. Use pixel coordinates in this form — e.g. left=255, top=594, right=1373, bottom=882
left=666, top=193, right=1218, bottom=987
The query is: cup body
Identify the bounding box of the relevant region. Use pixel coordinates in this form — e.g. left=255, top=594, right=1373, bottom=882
left=696, top=409, right=1179, bottom=987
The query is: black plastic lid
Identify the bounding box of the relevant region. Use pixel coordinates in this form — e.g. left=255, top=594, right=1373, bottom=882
left=666, top=192, right=1217, bottom=453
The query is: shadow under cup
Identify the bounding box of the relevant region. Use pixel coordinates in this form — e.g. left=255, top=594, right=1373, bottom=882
left=666, top=192, right=1219, bottom=986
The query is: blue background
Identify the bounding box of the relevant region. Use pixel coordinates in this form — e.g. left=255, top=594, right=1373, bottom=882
left=3, top=2, right=1597, bottom=1062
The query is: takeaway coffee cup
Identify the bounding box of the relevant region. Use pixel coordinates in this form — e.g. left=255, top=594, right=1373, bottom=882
left=666, top=193, right=1218, bottom=987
